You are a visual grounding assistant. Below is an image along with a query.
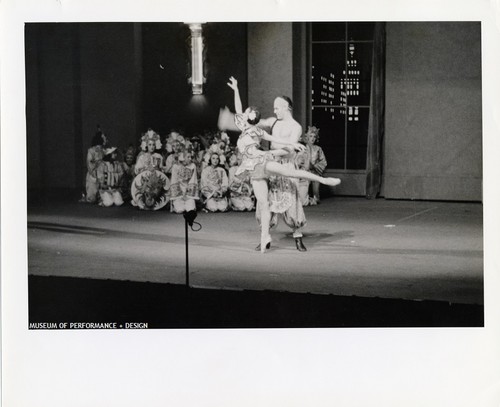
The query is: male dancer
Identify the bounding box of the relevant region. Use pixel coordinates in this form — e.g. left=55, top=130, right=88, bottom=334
left=257, top=96, right=308, bottom=252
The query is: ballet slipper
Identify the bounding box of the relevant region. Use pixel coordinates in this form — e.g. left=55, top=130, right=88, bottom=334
left=322, top=177, right=341, bottom=187
left=260, top=235, right=272, bottom=254
left=255, top=241, right=271, bottom=251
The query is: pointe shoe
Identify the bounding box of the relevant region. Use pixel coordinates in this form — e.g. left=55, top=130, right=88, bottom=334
left=323, top=177, right=341, bottom=187
left=255, top=241, right=271, bottom=251
left=295, top=237, right=307, bottom=252
left=260, top=236, right=272, bottom=253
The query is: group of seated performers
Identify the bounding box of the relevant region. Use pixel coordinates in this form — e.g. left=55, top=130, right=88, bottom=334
left=82, top=125, right=327, bottom=213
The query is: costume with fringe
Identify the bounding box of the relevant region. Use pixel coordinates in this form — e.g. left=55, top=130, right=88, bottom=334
left=96, top=160, right=125, bottom=207
left=85, top=145, right=105, bottom=203
left=228, top=165, right=255, bottom=211
left=170, top=162, right=199, bottom=213
left=200, top=165, right=229, bottom=212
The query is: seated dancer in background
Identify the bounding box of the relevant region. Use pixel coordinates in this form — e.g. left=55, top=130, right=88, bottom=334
left=303, top=125, right=327, bottom=205
left=83, top=126, right=108, bottom=203
left=134, top=129, right=164, bottom=175
left=119, top=145, right=137, bottom=203
left=169, top=149, right=199, bottom=214
left=295, top=148, right=312, bottom=206
left=188, top=135, right=205, bottom=177
left=224, top=76, right=341, bottom=253
left=228, top=152, right=255, bottom=211
left=131, top=129, right=170, bottom=210
left=163, top=138, right=185, bottom=177
left=95, top=147, right=125, bottom=207
left=200, top=152, right=229, bottom=212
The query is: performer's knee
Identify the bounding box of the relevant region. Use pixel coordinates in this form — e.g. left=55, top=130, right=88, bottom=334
left=218, top=199, right=228, bottom=212
left=113, top=191, right=124, bottom=206
left=100, top=191, right=113, bottom=207
left=172, top=200, right=184, bottom=213
left=185, top=199, right=196, bottom=212
left=205, top=199, right=217, bottom=212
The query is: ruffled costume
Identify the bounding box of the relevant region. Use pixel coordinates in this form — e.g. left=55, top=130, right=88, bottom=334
left=234, top=113, right=275, bottom=180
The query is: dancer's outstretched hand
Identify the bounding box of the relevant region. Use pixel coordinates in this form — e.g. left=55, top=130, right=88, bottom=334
left=293, top=143, right=306, bottom=152
left=227, top=76, right=238, bottom=90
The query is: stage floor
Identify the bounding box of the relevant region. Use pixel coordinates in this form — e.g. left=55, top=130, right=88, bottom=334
left=27, top=196, right=483, bottom=305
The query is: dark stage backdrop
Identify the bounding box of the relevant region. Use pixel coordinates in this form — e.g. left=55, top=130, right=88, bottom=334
left=141, top=22, right=248, bottom=136
left=25, top=22, right=248, bottom=193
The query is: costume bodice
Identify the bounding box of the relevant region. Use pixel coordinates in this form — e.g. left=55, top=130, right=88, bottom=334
left=87, top=146, right=105, bottom=173
left=234, top=113, right=265, bottom=157
left=173, top=163, right=195, bottom=183
left=135, top=152, right=163, bottom=174
left=203, top=166, right=225, bottom=187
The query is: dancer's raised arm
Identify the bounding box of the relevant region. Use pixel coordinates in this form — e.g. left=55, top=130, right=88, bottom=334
left=227, top=76, right=243, bottom=114
left=256, top=116, right=277, bottom=129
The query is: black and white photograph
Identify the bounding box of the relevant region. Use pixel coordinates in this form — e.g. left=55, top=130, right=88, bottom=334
left=2, top=0, right=500, bottom=406
left=26, top=20, right=483, bottom=328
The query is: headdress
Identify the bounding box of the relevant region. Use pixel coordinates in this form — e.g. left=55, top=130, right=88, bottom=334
left=305, top=125, right=320, bottom=142
left=140, top=129, right=162, bottom=151
left=219, top=131, right=230, bottom=143
left=104, top=147, right=117, bottom=156
left=91, top=125, right=106, bottom=147
left=125, top=145, right=137, bottom=158
left=165, top=131, right=185, bottom=153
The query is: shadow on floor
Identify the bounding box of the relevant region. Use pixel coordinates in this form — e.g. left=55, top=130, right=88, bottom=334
left=29, top=275, right=484, bottom=328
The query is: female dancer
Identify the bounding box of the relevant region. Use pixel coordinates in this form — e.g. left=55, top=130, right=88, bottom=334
left=135, top=129, right=164, bottom=175
left=228, top=152, right=255, bottom=211
left=170, top=149, right=199, bottom=213
left=225, top=76, right=341, bottom=253
left=84, top=127, right=107, bottom=203
left=200, top=152, right=229, bottom=212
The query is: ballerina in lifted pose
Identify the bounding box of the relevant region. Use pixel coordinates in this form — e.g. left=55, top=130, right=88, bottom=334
left=224, top=76, right=341, bottom=253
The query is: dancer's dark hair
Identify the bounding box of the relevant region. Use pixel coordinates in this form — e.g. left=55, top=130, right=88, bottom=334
left=279, top=95, right=293, bottom=110
left=247, top=106, right=261, bottom=125
left=91, top=125, right=105, bottom=147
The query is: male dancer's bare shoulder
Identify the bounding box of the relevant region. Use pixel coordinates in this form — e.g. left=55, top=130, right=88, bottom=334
left=256, top=116, right=277, bottom=130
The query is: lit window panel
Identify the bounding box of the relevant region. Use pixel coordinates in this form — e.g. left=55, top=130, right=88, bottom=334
left=310, top=22, right=374, bottom=171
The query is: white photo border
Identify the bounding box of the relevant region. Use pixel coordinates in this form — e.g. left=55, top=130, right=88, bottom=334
left=2, top=0, right=500, bottom=406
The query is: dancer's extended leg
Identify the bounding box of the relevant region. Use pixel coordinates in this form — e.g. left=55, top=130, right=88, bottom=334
left=265, top=161, right=341, bottom=187
left=252, top=179, right=272, bottom=253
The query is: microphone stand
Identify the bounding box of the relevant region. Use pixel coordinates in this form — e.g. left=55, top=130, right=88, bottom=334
left=182, top=210, right=199, bottom=288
